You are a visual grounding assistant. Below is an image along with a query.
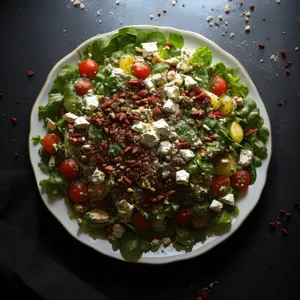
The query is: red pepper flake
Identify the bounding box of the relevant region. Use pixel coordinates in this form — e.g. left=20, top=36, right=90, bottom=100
left=11, top=117, right=17, bottom=123
left=285, top=212, right=292, bottom=218
left=27, top=70, right=34, bottom=77
left=181, top=92, right=186, bottom=97
left=281, top=228, right=288, bottom=236
left=182, top=4, right=185, bottom=7
left=250, top=4, right=255, bottom=10
left=278, top=101, right=283, bottom=106
left=280, top=209, right=285, bottom=216
left=269, top=221, right=277, bottom=228
left=258, top=43, right=265, bottom=49
left=280, top=49, right=286, bottom=57
left=0, top=93, right=3, bottom=98
left=165, top=42, right=172, bottom=47
left=245, top=128, right=258, bottom=136
left=285, top=69, right=291, bottom=75
left=14, top=152, right=19, bottom=158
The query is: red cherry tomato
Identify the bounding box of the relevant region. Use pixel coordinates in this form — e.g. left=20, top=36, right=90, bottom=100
left=210, top=76, right=227, bottom=96
left=69, top=182, right=89, bottom=202
left=174, top=208, right=190, bottom=227
left=60, top=159, right=80, bottom=180
left=43, top=133, right=60, bottom=154
left=231, top=170, right=250, bottom=190
left=131, top=62, right=151, bottom=80
left=131, top=213, right=150, bottom=230
left=212, top=176, right=231, bottom=197
left=74, top=79, right=93, bottom=95
left=79, top=58, right=99, bottom=79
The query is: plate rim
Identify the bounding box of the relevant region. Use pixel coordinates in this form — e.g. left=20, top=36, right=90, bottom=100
left=28, top=25, right=272, bottom=264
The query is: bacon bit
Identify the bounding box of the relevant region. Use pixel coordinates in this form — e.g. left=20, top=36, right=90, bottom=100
left=285, top=212, right=292, bottom=218
left=286, top=61, right=292, bottom=66
left=131, top=161, right=141, bottom=168
left=104, top=165, right=116, bottom=171
left=250, top=4, right=255, bottom=10
left=127, top=115, right=141, bottom=120
left=280, top=49, right=286, bottom=57
left=132, top=145, right=142, bottom=154
left=11, top=117, right=17, bottom=123
left=269, top=221, right=277, bottom=228
left=211, top=111, right=224, bottom=118
left=194, top=92, right=210, bottom=102
left=152, top=195, right=165, bottom=203
left=115, top=112, right=127, bottom=121
left=123, top=176, right=132, bottom=185
left=14, top=152, right=19, bottom=158
left=278, top=101, right=283, bottom=106
left=27, top=70, right=34, bottom=77
left=176, top=141, right=191, bottom=149
left=281, top=228, right=288, bottom=236
left=124, top=146, right=132, bottom=153
left=100, top=99, right=113, bottom=109
left=245, top=128, right=258, bottom=136
left=204, top=136, right=213, bottom=142
left=258, top=43, right=265, bottom=49
left=168, top=67, right=176, bottom=72
left=285, top=69, right=291, bottom=75
left=124, top=119, right=130, bottom=125
left=280, top=209, right=285, bottom=216
left=96, top=157, right=105, bottom=165
left=137, top=89, right=149, bottom=97
left=125, top=79, right=145, bottom=90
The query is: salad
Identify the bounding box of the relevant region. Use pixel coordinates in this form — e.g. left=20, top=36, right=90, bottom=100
left=32, top=28, right=269, bottom=256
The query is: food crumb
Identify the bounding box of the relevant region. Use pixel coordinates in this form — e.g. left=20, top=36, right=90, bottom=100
left=295, top=47, right=299, bottom=52
left=207, top=16, right=213, bottom=22
left=171, top=0, right=176, bottom=6
left=157, top=11, right=161, bottom=17
left=230, top=32, right=235, bottom=38
left=224, top=5, right=231, bottom=13
left=116, top=0, right=120, bottom=5
left=281, top=228, right=288, bottom=236
left=285, top=69, right=291, bottom=75
left=245, top=25, right=251, bottom=32
left=276, top=0, right=281, bottom=3
left=258, top=43, right=265, bottom=49
left=280, top=49, right=286, bottom=57
left=14, top=152, right=19, bottom=158
left=250, top=4, right=255, bottom=10
left=278, top=101, right=283, bottom=106
left=149, top=14, right=154, bottom=20
left=79, top=3, right=85, bottom=9
left=27, top=70, right=34, bottom=77
left=163, top=9, right=167, bottom=13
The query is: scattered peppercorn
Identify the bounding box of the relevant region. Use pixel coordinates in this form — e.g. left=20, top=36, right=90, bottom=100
left=182, top=4, right=185, bottom=7
left=278, top=101, right=283, bottom=106
left=240, top=2, right=243, bottom=6
left=250, top=4, right=255, bottom=10
left=280, top=49, right=286, bottom=57
left=14, top=152, right=19, bottom=158
left=157, top=12, right=161, bottom=17
left=258, top=43, right=265, bottom=49
left=285, top=69, right=291, bottom=75
left=27, top=70, right=34, bottom=77
left=163, top=9, right=167, bottom=13
left=11, top=117, right=17, bottom=123
left=281, top=228, right=288, bottom=236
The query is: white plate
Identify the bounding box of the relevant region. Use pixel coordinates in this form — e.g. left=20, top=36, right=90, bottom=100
left=29, top=25, right=272, bottom=264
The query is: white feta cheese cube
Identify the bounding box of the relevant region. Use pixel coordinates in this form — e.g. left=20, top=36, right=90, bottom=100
left=210, top=200, right=224, bottom=213
left=131, top=121, right=148, bottom=133
left=221, top=194, right=235, bottom=206
left=48, top=156, right=55, bottom=170
left=238, top=149, right=253, bottom=167
left=84, top=92, right=99, bottom=113
left=153, top=119, right=171, bottom=137
left=111, top=67, right=127, bottom=77
left=63, top=112, right=78, bottom=123
left=82, top=144, right=92, bottom=151
left=151, top=73, right=167, bottom=86
left=233, top=96, right=244, bottom=107
left=46, top=118, right=56, bottom=131
left=141, top=42, right=158, bottom=57
left=158, top=141, right=173, bottom=155
left=176, top=170, right=190, bottom=185
left=202, top=124, right=210, bottom=131
left=90, top=167, right=105, bottom=185
left=184, top=75, right=197, bottom=89
left=113, top=224, right=126, bottom=239
left=144, top=78, right=155, bottom=90
left=166, top=72, right=183, bottom=87
left=164, top=86, right=180, bottom=101
left=86, top=209, right=109, bottom=223
left=74, top=116, right=90, bottom=129
left=176, top=61, right=193, bottom=73
left=165, top=57, right=180, bottom=66
left=117, top=200, right=134, bottom=222
left=140, top=129, right=160, bottom=148
left=179, top=149, right=195, bottom=162
left=163, top=99, right=177, bottom=113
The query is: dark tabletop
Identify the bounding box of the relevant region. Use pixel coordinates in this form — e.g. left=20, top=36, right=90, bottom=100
left=1, top=0, right=300, bottom=299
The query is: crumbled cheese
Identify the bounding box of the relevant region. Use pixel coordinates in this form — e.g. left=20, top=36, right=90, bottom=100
left=230, top=33, right=235, bottom=38
left=153, top=119, right=171, bottom=137
left=86, top=209, right=109, bottom=223
left=224, top=5, right=231, bottom=13
left=111, top=68, right=127, bottom=77
left=239, top=149, right=253, bottom=167
left=63, top=112, right=78, bottom=123
left=162, top=171, right=170, bottom=179
left=166, top=72, right=183, bottom=87
left=141, top=42, right=158, bottom=57
left=151, top=73, right=167, bottom=86
left=79, top=3, right=85, bottom=9
left=162, top=237, right=171, bottom=245
left=221, top=194, right=235, bottom=206
left=46, top=118, right=56, bottom=131
left=113, top=224, right=125, bottom=239
left=73, top=0, right=81, bottom=6
left=164, top=86, right=180, bottom=101
left=210, top=200, right=223, bottom=213
left=158, top=141, right=173, bottom=155
left=245, top=25, right=251, bottom=32
left=232, top=96, right=243, bottom=107
left=176, top=61, right=193, bottom=74
left=245, top=11, right=251, bottom=17
left=207, top=16, right=213, bottom=22
left=84, top=91, right=99, bottom=113
left=117, top=200, right=134, bottom=222
left=176, top=170, right=190, bottom=185
left=163, top=99, right=177, bottom=113
left=131, top=121, right=148, bottom=133
left=144, top=78, right=155, bottom=90
left=165, top=57, right=180, bottom=66
left=171, top=0, right=176, bottom=6
left=48, top=156, right=55, bottom=170
left=90, top=167, right=105, bottom=184
left=74, top=116, right=90, bottom=129
left=179, top=149, right=195, bottom=162
left=184, top=75, right=197, bottom=89
left=140, top=129, right=160, bottom=147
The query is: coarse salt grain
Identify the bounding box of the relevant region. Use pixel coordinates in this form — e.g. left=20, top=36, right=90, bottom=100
left=224, top=5, right=230, bottom=13
left=245, top=25, right=251, bottom=31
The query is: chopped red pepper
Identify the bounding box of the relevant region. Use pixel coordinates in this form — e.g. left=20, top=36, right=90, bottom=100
left=245, top=128, right=258, bottom=136
left=11, top=117, right=17, bottom=123
left=258, top=43, right=265, bottom=49
left=285, top=212, right=292, bottom=218
left=14, top=152, right=19, bottom=158
left=281, top=228, right=288, bottom=236
left=285, top=69, right=291, bottom=75
left=278, top=101, right=283, bottom=106
left=27, top=70, right=34, bottom=77
left=269, top=221, right=277, bottom=228
left=250, top=4, right=255, bottom=10
left=280, top=49, right=286, bottom=57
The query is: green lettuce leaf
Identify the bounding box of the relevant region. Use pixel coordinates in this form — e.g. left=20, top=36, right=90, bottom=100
left=39, top=172, right=66, bottom=196
left=168, top=32, right=184, bottom=48
left=190, top=46, right=213, bottom=66
left=32, top=135, right=43, bottom=145
left=38, top=93, right=65, bottom=120
left=136, top=31, right=167, bottom=47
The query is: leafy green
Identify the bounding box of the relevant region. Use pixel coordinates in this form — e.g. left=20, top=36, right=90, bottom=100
left=212, top=210, right=231, bottom=225
left=159, top=46, right=181, bottom=59
left=120, top=232, right=139, bottom=253
left=175, top=124, right=197, bottom=142
left=186, top=158, right=201, bottom=174
left=88, top=125, right=103, bottom=140
left=50, top=66, right=79, bottom=94
left=139, top=239, right=152, bottom=252
left=163, top=199, right=180, bottom=214
left=107, top=234, right=120, bottom=251
left=190, top=65, right=209, bottom=89
left=38, top=147, right=50, bottom=164
left=118, top=27, right=140, bottom=37
left=32, top=135, right=43, bottom=146
left=151, top=63, right=170, bottom=74
left=38, top=93, right=65, bottom=120
left=39, top=172, right=66, bottom=195
left=168, top=32, right=184, bottom=48
left=196, top=154, right=215, bottom=174
left=209, top=62, right=249, bottom=98
left=190, top=46, right=213, bottom=66
left=38, top=162, right=50, bottom=174
left=63, top=92, right=84, bottom=114
left=136, top=31, right=167, bottom=47
left=257, top=127, right=270, bottom=144
left=247, top=163, right=257, bottom=185
left=108, top=143, right=121, bottom=157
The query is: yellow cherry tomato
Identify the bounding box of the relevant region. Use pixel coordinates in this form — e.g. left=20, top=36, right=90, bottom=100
left=205, top=91, right=220, bottom=111
left=219, top=95, right=233, bottom=116
left=228, top=121, right=244, bottom=143
left=119, top=56, right=135, bottom=74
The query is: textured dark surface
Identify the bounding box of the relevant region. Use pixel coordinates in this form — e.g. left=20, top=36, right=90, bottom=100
left=1, top=0, right=300, bottom=299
